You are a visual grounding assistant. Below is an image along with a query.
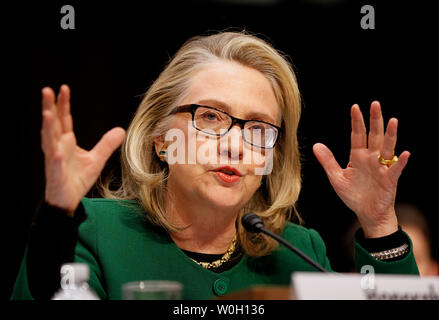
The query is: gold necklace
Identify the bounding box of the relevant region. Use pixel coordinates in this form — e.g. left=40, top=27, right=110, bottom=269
left=191, top=235, right=238, bottom=269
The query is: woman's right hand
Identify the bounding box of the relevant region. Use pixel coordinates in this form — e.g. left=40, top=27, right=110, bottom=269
left=41, top=85, right=126, bottom=216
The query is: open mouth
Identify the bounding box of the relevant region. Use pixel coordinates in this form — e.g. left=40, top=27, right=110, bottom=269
left=213, top=166, right=242, bottom=176
left=212, top=166, right=242, bottom=184
left=218, top=169, right=235, bottom=175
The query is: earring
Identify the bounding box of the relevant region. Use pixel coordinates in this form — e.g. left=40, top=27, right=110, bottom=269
left=159, top=148, right=168, bottom=162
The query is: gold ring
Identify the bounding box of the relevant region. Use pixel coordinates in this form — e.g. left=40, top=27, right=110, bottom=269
left=378, top=154, right=398, bottom=167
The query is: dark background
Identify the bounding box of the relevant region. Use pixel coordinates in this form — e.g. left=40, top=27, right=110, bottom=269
left=5, top=0, right=438, bottom=299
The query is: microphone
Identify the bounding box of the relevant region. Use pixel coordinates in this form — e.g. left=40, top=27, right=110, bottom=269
left=242, top=213, right=328, bottom=273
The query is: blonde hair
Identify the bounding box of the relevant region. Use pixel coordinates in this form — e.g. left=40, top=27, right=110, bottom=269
left=99, top=30, right=303, bottom=257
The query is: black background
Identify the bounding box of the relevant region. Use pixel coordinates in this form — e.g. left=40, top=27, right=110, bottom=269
left=5, top=0, right=438, bottom=300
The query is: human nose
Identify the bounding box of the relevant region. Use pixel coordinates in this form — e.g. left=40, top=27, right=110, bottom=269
left=218, top=125, right=243, bottom=163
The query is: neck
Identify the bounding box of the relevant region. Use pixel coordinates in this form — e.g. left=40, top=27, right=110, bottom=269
left=165, top=191, right=238, bottom=254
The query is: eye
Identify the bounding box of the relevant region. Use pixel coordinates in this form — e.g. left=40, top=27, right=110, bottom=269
left=204, top=112, right=219, bottom=121
left=248, top=123, right=266, bottom=133
left=251, top=125, right=264, bottom=131
left=198, top=109, right=225, bottom=122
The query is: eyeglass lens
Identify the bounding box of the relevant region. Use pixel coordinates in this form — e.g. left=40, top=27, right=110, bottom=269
left=193, top=106, right=277, bottom=148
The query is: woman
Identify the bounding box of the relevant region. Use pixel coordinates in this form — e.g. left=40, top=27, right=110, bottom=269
left=11, top=31, right=418, bottom=300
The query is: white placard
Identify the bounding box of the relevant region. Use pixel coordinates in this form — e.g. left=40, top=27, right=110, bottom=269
left=291, top=272, right=439, bottom=300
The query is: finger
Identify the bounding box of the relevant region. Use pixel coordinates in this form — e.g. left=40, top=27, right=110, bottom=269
left=351, top=104, right=367, bottom=149
left=90, top=127, right=126, bottom=167
left=41, top=110, right=59, bottom=156
left=368, top=101, right=384, bottom=151
left=42, top=87, right=63, bottom=139
left=312, top=143, right=343, bottom=181
left=42, top=87, right=57, bottom=114
left=57, top=84, right=73, bottom=133
left=388, top=151, right=410, bottom=185
left=381, top=118, right=398, bottom=160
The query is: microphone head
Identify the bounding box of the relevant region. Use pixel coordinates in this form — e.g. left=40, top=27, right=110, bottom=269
left=241, top=213, right=264, bottom=233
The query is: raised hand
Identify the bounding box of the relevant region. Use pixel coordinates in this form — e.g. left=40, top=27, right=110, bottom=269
left=41, top=85, right=126, bottom=216
left=313, top=101, right=410, bottom=238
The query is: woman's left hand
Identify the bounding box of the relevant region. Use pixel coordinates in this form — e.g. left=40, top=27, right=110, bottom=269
left=313, top=101, right=410, bottom=238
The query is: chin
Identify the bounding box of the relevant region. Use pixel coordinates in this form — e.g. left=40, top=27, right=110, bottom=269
left=203, top=186, right=245, bottom=209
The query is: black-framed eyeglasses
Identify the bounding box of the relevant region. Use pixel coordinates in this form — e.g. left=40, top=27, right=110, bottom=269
left=171, top=104, right=281, bottom=149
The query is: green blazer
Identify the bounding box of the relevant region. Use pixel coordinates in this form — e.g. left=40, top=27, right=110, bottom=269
left=11, top=197, right=419, bottom=300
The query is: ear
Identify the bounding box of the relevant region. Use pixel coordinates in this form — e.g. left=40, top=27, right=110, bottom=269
left=153, top=135, right=165, bottom=157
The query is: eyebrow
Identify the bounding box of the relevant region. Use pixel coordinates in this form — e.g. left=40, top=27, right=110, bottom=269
left=196, top=99, right=278, bottom=125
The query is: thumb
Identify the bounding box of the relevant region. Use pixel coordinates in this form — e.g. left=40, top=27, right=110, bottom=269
left=388, top=151, right=410, bottom=185
left=91, top=127, right=126, bottom=164
left=312, top=143, right=342, bottom=180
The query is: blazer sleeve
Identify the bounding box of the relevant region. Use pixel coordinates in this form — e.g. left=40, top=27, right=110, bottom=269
left=353, top=230, right=419, bottom=275
left=9, top=250, right=34, bottom=300
left=305, top=226, right=419, bottom=275
left=10, top=198, right=107, bottom=300
left=10, top=201, right=86, bottom=300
